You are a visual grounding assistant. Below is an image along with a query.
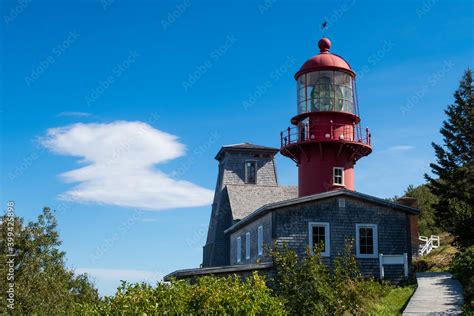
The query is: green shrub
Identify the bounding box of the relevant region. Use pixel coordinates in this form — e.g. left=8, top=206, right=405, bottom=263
left=75, top=273, right=287, bottom=315
left=270, top=240, right=393, bottom=315
left=450, top=246, right=474, bottom=312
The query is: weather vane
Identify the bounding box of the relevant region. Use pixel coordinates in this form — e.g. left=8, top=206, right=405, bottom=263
left=321, top=21, right=328, bottom=36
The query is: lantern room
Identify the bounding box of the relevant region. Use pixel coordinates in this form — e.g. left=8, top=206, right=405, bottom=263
left=295, top=38, right=358, bottom=116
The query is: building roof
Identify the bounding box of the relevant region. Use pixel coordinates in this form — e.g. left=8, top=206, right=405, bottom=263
left=164, top=262, right=273, bottom=281
left=225, top=189, right=419, bottom=234
left=294, top=37, right=355, bottom=79
left=226, top=184, right=298, bottom=220
left=214, top=143, right=279, bottom=160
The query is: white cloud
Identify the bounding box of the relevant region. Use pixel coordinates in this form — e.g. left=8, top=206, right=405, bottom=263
left=387, top=145, right=414, bottom=152
left=40, top=121, right=213, bottom=211
left=57, top=111, right=92, bottom=117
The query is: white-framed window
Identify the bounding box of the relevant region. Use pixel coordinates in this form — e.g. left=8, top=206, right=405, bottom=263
left=355, top=224, right=378, bottom=258
left=236, top=237, right=241, bottom=263
left=244, top=161, right=257, bottom=184
left=245, top=232, right=251, bottom=259
left=308, top=222, right=330, bottom=257
left=257, top=225, right=263, bottom=256
left=333, top=167, right=344, bottom=186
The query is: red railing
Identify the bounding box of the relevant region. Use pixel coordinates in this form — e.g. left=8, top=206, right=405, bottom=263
left=280, top=122, right=371, bottom=147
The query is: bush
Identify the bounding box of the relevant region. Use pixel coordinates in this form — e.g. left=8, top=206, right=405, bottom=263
left=450, top=246, right=474, bottom=312
left=270, top=240, right=393, bottom=315
left=75, top=241, right=409, bottom=315
left=75, top=273, right=287, bottom=315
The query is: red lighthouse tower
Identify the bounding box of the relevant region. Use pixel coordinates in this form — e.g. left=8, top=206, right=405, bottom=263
left=281, top=38, right=372, bottom=197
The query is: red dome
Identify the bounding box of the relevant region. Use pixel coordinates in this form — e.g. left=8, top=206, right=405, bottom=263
left=294, top=38, right=355, bottom=79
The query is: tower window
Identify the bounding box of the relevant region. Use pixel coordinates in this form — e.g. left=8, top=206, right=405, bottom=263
left=308, top=222, right=330, bottom=256
left=244, top=161, right=257, bottom=184
left=333, top=167, right=344, bottom=186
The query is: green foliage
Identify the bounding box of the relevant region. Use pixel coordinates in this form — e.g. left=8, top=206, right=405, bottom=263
left=270, top=240, right=394, bottom=315
left=413, top=242, right=458, bottom=273
left=450, top=246, right=474, bottom=311
left=425, top=69, right=474, bottom=248
left=366, top=285, right=416, bottom=315
left=75, top=273, right=287, bottom=315
left=404, top=184, right=440, bottom=235
left=74, top=241, right=411, bottom=315
left=0, top=207, right=99, bottom=314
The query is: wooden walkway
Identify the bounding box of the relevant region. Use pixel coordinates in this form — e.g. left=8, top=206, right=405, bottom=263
left=403, top=272, right=464, bottom=315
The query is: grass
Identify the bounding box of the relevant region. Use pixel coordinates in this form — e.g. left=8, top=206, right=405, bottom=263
left=367, top=285, right=417, bottom=315
left=413, top=233, right=459, bottom=272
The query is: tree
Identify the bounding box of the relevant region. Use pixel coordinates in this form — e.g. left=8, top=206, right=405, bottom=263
left=425, top=69, right=474, bottom=248
left=0, top=207, right=99, bottom=314
left=404, top=184, right=440, bottom=236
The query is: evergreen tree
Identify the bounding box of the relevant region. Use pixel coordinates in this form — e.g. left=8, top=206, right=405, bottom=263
left=425, top=69, right=474, bottom=248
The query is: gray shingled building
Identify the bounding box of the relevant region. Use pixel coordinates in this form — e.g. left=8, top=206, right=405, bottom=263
left=165, top=143, right=418, bottom=282
left=165, top=37, right=419, bottom=282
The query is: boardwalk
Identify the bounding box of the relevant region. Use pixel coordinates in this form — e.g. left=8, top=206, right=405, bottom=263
left=403, top=272, right=464, bottom=315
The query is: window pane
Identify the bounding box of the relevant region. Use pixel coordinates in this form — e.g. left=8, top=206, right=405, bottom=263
left=312, top=226, right=326, bottom=252
left=366, top=244, right=373, bottom=254
left=306, top=71, right=319, bottom=85
left=245, top=162, right=256, bottom=184
left=359, top=227, right=375, bottom=255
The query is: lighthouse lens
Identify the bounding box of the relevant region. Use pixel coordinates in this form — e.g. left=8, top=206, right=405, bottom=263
left=297, top=71, right=354, bottom=115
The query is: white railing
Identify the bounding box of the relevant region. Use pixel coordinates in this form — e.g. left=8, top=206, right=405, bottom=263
left=418, top=235, right=440, bottom=256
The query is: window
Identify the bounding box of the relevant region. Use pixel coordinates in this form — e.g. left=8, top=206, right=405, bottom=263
left=355, top=224, right=378, bottom=258
left=308, top=222, right=330, bottom=256
left=236, top=237, right=241, bottom=263
left=333, top=167, right=344, bottom=186
left=257, top=226, right=263, bottom=256
left=244, top=161, right=257, bottom=184
left=245, top=232, right=251, bottom=259
left=338, top=198, right=346, bottom=208
left=296, top=70, right=354, bottom=115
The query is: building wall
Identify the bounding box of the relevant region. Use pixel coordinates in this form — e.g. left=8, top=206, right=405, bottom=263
left=229, top=196, right=412, bottom=281
left=220, top=152, right=278, bottom=187
left=230, top=212, right=273, bottom=265
left=203, top=149, right=278, bottom=267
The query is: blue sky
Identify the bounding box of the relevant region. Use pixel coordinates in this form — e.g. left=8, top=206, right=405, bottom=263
left=1, top=0, right=473, bottom=295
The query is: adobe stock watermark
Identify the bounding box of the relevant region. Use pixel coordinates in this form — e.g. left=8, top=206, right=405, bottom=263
left=24, top=31, right=80, bottom=87
left=182, top=35, right=237, bottom=92
left=356, top=39, right=395, bottom=81
left=400, top=59, right=454, bottom=115
left=104, top=112, right=160, bottom=167
left=416, top=0, right=438, bottom=19
left=257, top=0, right=277, bottom=15
left=84, top=51, right=140, bottom=106
left=8, top=148, right=42, bottom=181
left=4, top=201, right=16, bottom=310
left=322, top=0, right=356, bottom=31
left=100, top=0, right=116, bottom=11
left=242, top=55, right=296, bottom=110
left=170, top=130, right=220, bottom=180
left=161, top=0, right=192, bottom=31
left=3, top=0, right=31, bottom=25
left=89, top=209, right=145, bottom=263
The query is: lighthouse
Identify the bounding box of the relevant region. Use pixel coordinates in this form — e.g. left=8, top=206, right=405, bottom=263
left=280, top=37, right=372, bottom=197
